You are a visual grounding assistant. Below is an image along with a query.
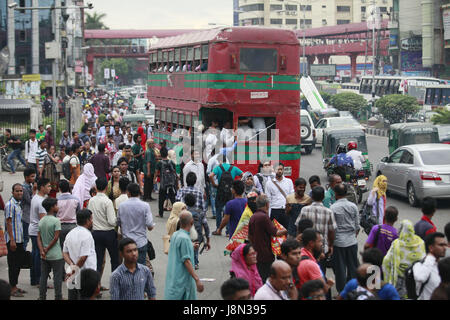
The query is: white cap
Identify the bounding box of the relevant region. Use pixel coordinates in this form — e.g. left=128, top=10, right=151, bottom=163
left=46, top=125, right=52, bottom=129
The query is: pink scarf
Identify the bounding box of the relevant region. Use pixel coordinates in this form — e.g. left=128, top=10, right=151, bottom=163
left=230, top=244, right=263, bottom=297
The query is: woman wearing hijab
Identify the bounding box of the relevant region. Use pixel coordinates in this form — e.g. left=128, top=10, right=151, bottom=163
left=72, top=163, right=98, bottom=208
left=382, top=219, right=426, bottom=299
left=367, top=175, right=388, bottom=225
left=242, top=172, right=261, bottom=196
left=230, top=243, right=263, bottom=297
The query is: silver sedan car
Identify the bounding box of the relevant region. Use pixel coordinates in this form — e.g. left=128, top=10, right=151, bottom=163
left=376, top=144, right=450, bottom=207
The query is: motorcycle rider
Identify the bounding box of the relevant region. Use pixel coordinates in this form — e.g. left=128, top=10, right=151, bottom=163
left=346, top=141, right=365, bottom=171
left=326, top=143, right=354, bottom=181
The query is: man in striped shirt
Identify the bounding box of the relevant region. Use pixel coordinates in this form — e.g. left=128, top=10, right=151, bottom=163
left=35, top=140, right=48, bottom=180
left=4, top=183, right=26, bottom=297
left=110, top=238, right=156, bottom=300
left=176, top=172, right=206, bottom=216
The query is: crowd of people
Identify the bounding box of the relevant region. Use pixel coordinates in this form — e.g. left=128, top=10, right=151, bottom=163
left=0, top=91, right=449, bottom=301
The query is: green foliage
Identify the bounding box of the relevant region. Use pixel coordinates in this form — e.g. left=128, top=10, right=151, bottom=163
left=95, top=58, right=129, bottom=84
left=375, top=94, right=420, bottom=124
left=319, top=90, right=332, bottom=104
left=85, top=12, right=108, bottom=30
left=330, top=92, right=367, bottom=115
left=431, top=108, right=450, bottom=124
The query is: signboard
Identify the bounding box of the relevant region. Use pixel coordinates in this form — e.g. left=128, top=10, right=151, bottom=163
left=75, top=60, right=84, bottom=73
left=401, top=51, right=430, bottom=76
left=104, top=68, right=110, bottom=79
left=444, top=7, right=450, bottom=41
left=22, top=74, right=41, bottom=82
left=310, top=64, right=336, bottom=77
left=400, top=37, right=422, bottom=51
left=111, top=69, right=116, bottom=78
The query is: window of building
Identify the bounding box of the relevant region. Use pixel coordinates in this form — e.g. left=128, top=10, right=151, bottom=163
left=300, top=5, right=312, bottom=11
left=322, top=19, right=327, bottom=25
left=337, top=19, right=351, bottom=25
left=270, top=19, right=283, bottom=25
left=270, top=4, right=282, bottom=11
left=240, top=48, right=278, bottom=73
left=241, top=4, right=264, bottom=12
left=300, top=19, right=312, bottom=26
left=19, top=30, right=26, bottom=42
left=286, top=19, right=298, bottom=25
left=285, top=4, right=297, bottom=11
left=361, top=6, right=366, bottom=12
left=379, top=7, right=387, bottom=13
left=337, top=6, right=351, bottom=12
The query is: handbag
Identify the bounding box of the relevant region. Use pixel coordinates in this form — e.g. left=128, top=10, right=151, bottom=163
left=162, top=235, right=171, bottom=255
left=147, top=240, right=156, bottom=260
left=0, top=229, right=7, bottom=257
left=21, top=250, right=32, bottom=269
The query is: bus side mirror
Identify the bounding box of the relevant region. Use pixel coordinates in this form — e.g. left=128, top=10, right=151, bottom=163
left=230, top=53, right=237, bottom=69
left=280, top=55, right=286, bottom=70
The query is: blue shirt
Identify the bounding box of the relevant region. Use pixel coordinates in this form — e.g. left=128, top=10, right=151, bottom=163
left=330, top=153, right=354, bottom=167
left=340, top=279, right=400, bottom=300
left=224, top=198, right=247, bottom=239
left=110, top=263, right=156, bottom=300
left=212, top=163, right=243, bottom=182
left=117, top=197, right=155, bottom=248
left=4, top=197, right=23, bottom=243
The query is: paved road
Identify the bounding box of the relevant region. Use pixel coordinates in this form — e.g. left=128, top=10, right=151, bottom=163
left=1, top=134, right=449, bottom=300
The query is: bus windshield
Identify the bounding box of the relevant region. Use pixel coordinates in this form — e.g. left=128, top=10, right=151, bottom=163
left=240, top=48, right=278, bottom=73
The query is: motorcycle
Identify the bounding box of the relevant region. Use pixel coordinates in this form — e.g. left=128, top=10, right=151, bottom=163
left=326, top=165, right=368, bottom=204
left=0, top=146, right=27, bottom=173
left=349, top=169, right=369, bottom=204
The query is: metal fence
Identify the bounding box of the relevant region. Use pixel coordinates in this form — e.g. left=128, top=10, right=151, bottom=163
left=0, top=100, right=32, bottom=141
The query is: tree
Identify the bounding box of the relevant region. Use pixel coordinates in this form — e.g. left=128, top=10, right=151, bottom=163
left=431, top=108, right=450, bottom=125
left=329, top=92, right=367, bottom=116
left=95, top=58, right=129, bottom=84
left=375, top=94, right=420, bottom=124
left=319, top=90, right=332, bottom=104
left=85, top=12, right=109, bottom=30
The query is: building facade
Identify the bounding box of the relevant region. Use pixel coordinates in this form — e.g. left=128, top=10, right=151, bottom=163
left=237, top=0, right=392, bottom=29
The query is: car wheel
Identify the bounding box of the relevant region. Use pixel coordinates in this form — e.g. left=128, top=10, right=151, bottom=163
left=407, top=182, right=419, bottom=207
left=301, top=125, right=311, bottom=139
left=304, top=146, right=313, bottom=154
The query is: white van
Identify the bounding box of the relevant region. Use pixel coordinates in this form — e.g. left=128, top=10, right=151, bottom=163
left=300, top=109, right=316, bottom=154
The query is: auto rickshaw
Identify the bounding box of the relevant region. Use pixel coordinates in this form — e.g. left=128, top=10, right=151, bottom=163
left=388, top=122, right=440, bottom=154
left=322, top=127, right=372, bottom=203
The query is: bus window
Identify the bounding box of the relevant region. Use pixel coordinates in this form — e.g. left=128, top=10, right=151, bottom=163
left=444, top=88, right=450, bottom=105
left=201, top=44, right=209, bottom=72
left=181, top=47, right=187, bottom=71
left=168, top=50, right=174, bottom=72
left=157, top=50, right=163, bottom=72
left=239, top=48, right=278, bottom=73
left=162, top=51, right=168, bottom=72
left=187, top=47, right=194, bottom=72
left=237, top=116, right=276, bottom=141
left=175, top=48, right=180, bottom=72
left=435, top=88, right=442, bottom=105
left=393, top=79, right=400, bottom=94
left=194, top=47, right=201, bottom=72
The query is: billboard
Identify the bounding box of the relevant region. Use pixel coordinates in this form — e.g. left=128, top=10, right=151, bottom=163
left=310, top=64, right=336, bottom=77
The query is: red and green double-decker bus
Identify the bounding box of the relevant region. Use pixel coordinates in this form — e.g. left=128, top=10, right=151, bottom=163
left=148, top=27, right=301, bottom=179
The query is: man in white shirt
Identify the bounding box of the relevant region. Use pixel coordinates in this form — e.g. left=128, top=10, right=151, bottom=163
left=265, top=163, right=294, bottom=229
left=87, top=177, right=119, bottom=280
left=183, top=150, right=206, bottom=193
left=346, top=141, right=365, bottom=171
left=220, top=121, right=234, bottom=148
left=254, top=260, right=297, bottom=300
left=413, top=232, right=447, bottom=300
left=63, top=209, right=97, bottom=300
left=203, top=120, right=219, bottom=162
left=25, top=129, right=39, bottom=172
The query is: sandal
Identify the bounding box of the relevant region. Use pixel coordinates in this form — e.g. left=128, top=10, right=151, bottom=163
left=11, top=291, right=24, bottom=298
left=212, top=230, right=221, bottom=236
left=17, top=288, right=27, bottom=294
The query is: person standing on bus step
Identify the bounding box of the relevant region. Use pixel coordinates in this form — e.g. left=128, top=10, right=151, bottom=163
left=154, top=148, right=178, bottom=218
left=183, top=150, right=206, bottom=196
left=210, top=154, right=243, bottom=235
left=24, top=129, right=39, bottom=172
left=265, top=163, right=294, bottom=230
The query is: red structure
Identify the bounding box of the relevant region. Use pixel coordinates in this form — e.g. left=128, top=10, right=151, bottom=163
left=295, top=20, right=390, bottom=79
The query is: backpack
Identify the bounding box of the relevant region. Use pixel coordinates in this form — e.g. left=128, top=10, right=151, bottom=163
left=62, top=156, right=77, bottom=180
left=404, top=258, right=431, bottom=300
left=256, top=173, right=265, bottom=192
left=216, top=164, right=234, bottom=203
left=160, top=160, right=176, bottom=191
left=359, top=200, right=377, bottom=235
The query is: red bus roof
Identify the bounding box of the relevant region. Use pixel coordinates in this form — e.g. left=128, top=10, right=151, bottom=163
left=150, top=27, right=299, bottom=50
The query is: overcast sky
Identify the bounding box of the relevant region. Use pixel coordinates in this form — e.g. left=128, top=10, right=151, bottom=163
left=89, top=0, right=234, bottom=29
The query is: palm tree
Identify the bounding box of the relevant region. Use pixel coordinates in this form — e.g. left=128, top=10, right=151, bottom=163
left=85, top=12, right=109, bottom=30
left=432, top=108, right=450, bottom=125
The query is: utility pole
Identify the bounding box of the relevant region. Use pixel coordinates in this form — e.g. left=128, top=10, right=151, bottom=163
left=371, top=0, right=377, bottom=113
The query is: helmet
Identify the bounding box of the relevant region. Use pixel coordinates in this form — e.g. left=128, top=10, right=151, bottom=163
left=336, top=143, right=347, bottom=154
left=347, top=141, right=357, bottom=151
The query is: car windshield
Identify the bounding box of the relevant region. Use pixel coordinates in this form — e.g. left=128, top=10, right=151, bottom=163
left=301, top=115, right=311, bottom=126
left=329, top=117, right=360, bottom=127
left=420, top=149, right=450, bottom=165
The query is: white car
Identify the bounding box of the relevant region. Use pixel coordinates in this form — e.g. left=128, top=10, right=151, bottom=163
left=315, top=116, right=365, bottom=146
